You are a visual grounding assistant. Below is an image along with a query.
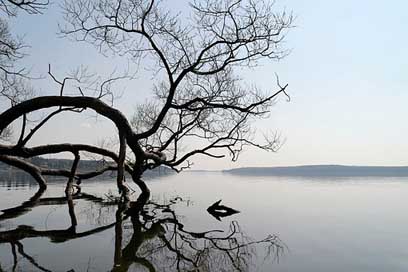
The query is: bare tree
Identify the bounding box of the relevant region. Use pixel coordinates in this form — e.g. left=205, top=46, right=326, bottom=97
left=0, top=0, right=293, bottom=198
left=0, top=0, right=45, bottom=141
left=0, top=17, right=34, bottom=107
left=0, top=0, right=49, bottom=100
left=0, top=0, right=49, bottom=16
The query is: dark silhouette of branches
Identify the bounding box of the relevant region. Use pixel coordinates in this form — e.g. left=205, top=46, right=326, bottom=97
left=0, top=189, right=118, bottom=271
left=0, top=0, right=49, bottom=16
left=0, top=0, right=50, bottom=104
left=0, top=189, right=284, bottom=271
left=110, top=194, right=284, bottom=272
left=0, top=0, right=49, bottom=144
left=0, top=0, right=293, bottom=197
left=0, top=187, right=106, bottom=222
left=0, top=18, right=33, bottom=107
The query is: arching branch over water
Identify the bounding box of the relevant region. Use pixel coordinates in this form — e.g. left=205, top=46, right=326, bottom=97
left=0, top=0, right=292, bottom=196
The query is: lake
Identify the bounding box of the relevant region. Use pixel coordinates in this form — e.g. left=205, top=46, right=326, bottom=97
left=1, top=172, right=408, bottom=271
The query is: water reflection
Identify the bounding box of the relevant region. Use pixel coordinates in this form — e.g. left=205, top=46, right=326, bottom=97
left=0, top=170, right=37, bottom=189
left=0, top=186, right=284, bottom=272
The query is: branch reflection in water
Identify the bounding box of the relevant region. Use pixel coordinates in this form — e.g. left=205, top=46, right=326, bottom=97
left=0, top=185, right=284, bottom=271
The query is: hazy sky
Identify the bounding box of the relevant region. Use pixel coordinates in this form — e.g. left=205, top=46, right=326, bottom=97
left=6, top=0, right=408, bottom=169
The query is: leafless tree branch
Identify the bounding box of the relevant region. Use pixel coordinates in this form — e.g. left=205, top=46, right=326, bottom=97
left=0, top=0, right=293, bottom=196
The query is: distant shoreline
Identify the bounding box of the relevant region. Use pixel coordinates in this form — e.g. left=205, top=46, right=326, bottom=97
left=222, top=165, right=408, bottom=177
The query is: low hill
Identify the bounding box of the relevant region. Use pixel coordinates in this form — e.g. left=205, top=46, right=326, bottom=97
left=0, top=157, right=173, bottom=183
left=223, top=165, right=408, bottom=177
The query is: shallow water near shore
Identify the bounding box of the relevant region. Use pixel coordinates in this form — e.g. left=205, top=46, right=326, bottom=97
left=1, top=172, right=408, bottom=271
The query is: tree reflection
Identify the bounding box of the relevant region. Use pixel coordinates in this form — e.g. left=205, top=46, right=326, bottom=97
left=0, top=188, right=284, bottom=272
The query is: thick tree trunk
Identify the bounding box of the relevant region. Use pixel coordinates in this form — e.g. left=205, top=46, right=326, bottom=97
left=0, top=96, right=153, bottom=195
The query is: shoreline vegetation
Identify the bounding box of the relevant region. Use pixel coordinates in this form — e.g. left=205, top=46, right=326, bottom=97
left=3, top=158, right=408, bottom=180
left=0, top=157, right=173, bottom=183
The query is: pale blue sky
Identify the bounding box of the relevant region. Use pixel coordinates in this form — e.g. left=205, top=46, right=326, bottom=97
left=6, top=0, right=408, bottom=169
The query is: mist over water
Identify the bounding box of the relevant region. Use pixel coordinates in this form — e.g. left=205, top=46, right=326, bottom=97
left=1, top=172, right=408, bottom=271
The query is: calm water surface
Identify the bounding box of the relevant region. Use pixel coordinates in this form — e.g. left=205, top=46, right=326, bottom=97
left=1, top=172, right=408, bottom=271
